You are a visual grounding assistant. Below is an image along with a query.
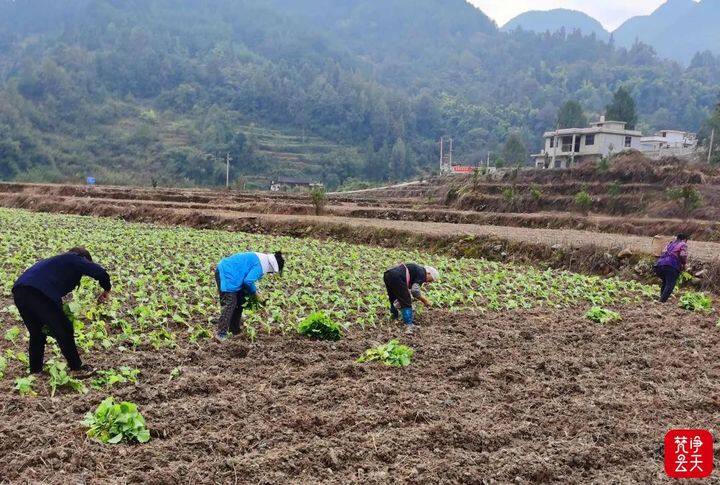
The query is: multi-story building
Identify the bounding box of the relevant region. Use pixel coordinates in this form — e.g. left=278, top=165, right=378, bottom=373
left=533, top=117, right=642, bottom=169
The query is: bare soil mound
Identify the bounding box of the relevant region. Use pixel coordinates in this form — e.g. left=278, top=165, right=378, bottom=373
left=2, top=303, right=718, bottom=484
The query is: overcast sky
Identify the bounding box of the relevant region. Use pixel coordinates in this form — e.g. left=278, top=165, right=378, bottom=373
left=470, top=0, right=672, bottom=31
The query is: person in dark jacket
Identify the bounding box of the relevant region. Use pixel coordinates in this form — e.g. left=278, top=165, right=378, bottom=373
left=655, top=233, right=689, bottom=303
left=12, top=247, right=112, bottom=374
left=383, top=263, right=439, bottom=331
left=214, top=251, right=285, bottom=341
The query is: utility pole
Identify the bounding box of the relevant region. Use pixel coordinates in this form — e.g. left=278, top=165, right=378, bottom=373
left=439, top=137, right=444, bottom=174
left=225, top=152, right=232, bottom=188
left=708, top=128, right=715, bottom=164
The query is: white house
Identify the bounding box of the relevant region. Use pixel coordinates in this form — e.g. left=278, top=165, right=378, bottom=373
left=640, top=130, right=697, bottom=159
left=533, top=117, right=642, bottom=169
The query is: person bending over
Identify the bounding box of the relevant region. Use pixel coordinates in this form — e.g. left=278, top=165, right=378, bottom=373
left=214, top=251, right=285, bottom=341
left=655, top=233, right=689, bottom=303
left=12, top=247, right=111, bottom=374
left=383, top=263, right=439, bottom=332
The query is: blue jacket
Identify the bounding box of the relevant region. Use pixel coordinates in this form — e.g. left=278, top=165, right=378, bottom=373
left=217, top=252, right=264, bottom=294
left=13, top=253, right=112, bottom=305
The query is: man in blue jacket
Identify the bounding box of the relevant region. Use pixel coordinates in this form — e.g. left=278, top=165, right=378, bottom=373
left=214, top=251, right=285, bottom=340
left=12, top=247, right=112, bottom=374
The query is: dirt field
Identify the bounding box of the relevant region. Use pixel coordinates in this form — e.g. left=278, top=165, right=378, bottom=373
left=2, top=301, right=719, bottom=484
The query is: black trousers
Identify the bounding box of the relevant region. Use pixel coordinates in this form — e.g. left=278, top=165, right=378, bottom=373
left=656, top=265, right=680, bottom=303
left=12, top=286, right=82, bottom=373
left=383, top=270, right=412, bottom=309
left=215, top=270, right=246, bottom=335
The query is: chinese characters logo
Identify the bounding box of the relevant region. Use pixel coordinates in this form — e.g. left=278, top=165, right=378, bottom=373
left=665, top=429, right=713, bottom=479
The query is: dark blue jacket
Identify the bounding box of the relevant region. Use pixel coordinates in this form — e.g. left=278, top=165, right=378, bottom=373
left=13, top=253, right=112, bottom=304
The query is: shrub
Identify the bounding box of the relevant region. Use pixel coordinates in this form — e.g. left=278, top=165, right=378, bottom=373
left=574, top=190, right=592, bottom=214
left=668, top=185, right=703, bottom=218
left=501, top=187, right=515, bottom=203
left=529, top=184, right=542, bottom=201
left=83, top=397, right=151, bottom=444
left=608, top=181, right=621, bottom=198
left=309, top=185, right=327, bottom=216
left=678, top=292, right=713, bottom=313
left=297, top=312, right=343, bottom=341
left=357, top=340, right=414, bottom=367
left=585, top=306, right=622, bottom=324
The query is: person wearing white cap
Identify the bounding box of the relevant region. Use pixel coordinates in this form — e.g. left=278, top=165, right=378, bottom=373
left=214, top=251, right=285, bottom=341
left=383, top=263, right=439, bottom=332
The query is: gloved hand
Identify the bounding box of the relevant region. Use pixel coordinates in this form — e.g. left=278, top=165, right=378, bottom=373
left=401, top=307, right=414, bottom=325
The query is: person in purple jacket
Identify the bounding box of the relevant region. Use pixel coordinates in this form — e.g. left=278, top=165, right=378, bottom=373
left=655, top=234, right=689, bottom=303
left=12, top=247, right=112, bottom=374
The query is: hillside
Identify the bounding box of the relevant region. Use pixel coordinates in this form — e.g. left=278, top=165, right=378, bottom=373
left=0, top=0, right=718, bottom=188
left=613, top=0, right=720, bottom=64
left=502, top=9, right=610, bottom=41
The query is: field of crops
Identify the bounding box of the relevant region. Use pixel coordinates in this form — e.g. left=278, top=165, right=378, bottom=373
left=2, top=207, right=719, bottom=483
left=0, top=208, right=655, bottom=353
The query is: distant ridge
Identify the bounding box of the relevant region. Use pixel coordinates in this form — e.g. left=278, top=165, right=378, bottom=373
left=502, top=8, right=609, bottom=41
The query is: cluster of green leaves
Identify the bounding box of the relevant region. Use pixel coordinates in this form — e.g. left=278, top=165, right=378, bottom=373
left=357, top=340, right=414, bottom=368
left=585, top=306, right=622, bottom=324
left=83, top=397, right=151, bottom=444
left=91, top=367, right=140, bottom=390
left=679, top=292, right=713, bottom=313
left=46, top=360, right=88, bottom=397
left=297, top=312, right=343, bottom=341
left=14, top=376, right=36, bottom=396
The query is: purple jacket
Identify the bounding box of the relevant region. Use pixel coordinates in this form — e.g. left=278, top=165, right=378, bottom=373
left=656, top=240, right=688, bottom=271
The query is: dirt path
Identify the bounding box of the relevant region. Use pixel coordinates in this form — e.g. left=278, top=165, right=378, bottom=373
left=2, top=304, right=718, bottom=483
left=185, top=208, right=720, bottom=264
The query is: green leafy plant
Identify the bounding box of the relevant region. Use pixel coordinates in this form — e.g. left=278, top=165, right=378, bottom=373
left=501, top=187, right=515, bottom=203
left=189, top=326, right=211, bottom=343
left=679, top=292, right=713, bottom=313
left=169, top=366, right=183, bottom=380
left=585, top=306, right=622, bottom=324
left=83, top=397, right=151, bottom=444
left=668, top=185, right=703, bottom=218
left=46, top=360, right=88, bottom=397
left=14, top=376, right=37, bottom=396
left=574, top=190, right=592, bottom=215
left=148, top=328, right=176, bottom=350
left=309, top=185, right=327, bottom=216
left=608, top=181, right=621, bottom=198
left=529, top=184, right=542, bottom=202
left=0, top=356, right=7, bottom=379
left=297, top=312, right=342, bottom=341
left=357, top=340, right=414, bottom=367
left=91, top=367, right=140, bottom=390
left=4, top=326, right=21, bottom=343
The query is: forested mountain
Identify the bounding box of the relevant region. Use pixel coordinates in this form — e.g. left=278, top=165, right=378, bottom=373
left=614, top=0, right=720, bottom=65
left=0, top=0, right=718, bottom=188
left=502, top=9, right=609, bottom=41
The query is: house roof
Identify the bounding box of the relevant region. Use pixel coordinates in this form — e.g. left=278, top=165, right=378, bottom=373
left=542, top=127, right=642, bottom=138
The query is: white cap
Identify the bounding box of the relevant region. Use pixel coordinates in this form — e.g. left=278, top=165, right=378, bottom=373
left=425, top=266, right=440, bottom=282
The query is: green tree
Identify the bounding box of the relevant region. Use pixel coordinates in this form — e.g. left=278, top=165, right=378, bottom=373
left=502, top=133, right=528, bottom=166
left=606, top=87, right=638, bottom=129
left=557, top=100, right=587, bottom=129
left=702, top=100, right=720, bottom=164
left=389, top=138, right=407, bottom=180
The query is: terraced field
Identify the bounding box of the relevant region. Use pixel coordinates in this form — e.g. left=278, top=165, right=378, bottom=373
left=1, top=208, right=718, bottom=483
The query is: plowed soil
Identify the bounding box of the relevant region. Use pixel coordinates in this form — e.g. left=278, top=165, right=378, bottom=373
left=2, top=302, right=719, bottom=484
